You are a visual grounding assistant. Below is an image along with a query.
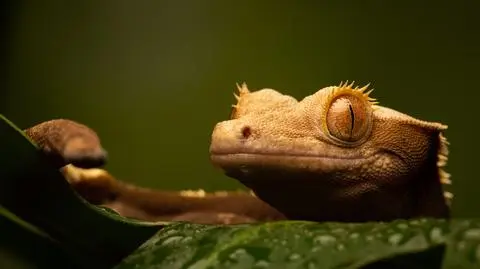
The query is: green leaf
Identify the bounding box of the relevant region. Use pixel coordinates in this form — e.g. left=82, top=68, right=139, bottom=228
left=0, top=115, right=163, bottom=268
left=115, top=219, right=448, bottom=269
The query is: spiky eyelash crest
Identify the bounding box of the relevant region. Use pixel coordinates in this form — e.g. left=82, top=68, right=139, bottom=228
left=332, top=81, right=378, bottom=106
left=232, top=82, right=250, bottom=108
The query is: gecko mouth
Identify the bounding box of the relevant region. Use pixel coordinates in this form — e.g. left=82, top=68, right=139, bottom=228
left=210, top=151, right=376, bottom=175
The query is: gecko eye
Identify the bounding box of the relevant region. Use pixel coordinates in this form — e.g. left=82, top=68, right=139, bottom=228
left=326, top=95, right=369, bottom=142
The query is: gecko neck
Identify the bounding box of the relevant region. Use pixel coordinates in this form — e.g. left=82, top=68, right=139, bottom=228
left=409, top=135, right=450, bottom=219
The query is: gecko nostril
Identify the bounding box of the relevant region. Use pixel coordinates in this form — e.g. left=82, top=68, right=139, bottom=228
left=241, top=126, right=252, bottom=139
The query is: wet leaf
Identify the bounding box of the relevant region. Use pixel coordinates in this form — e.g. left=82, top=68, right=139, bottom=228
left=115, top=219, right=449, bottom=269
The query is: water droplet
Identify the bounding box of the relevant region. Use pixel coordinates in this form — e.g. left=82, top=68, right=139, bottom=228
left=337, top=244, right=345, bottom=251
left=229, top=248, right=247, bottom=259
left=254, top=260, right=270, bottom=268
left=332, top=228, right=346, bottom=234
left=314, top=235, right=337, bottom=245
left=388, top=233, right=403, bottom=245
left=349, top=233, right=359, bottom=239
left=162, top=236, right=184, bottom=245
left=227, top=248, right=256, bottom=269
left=409, top=219, right=420, bottom=225
left=289, top=253, right=301, bottom=261
left=464, top=229, right=480, bottom=240
left=429, top=227, right=444, bottom=243
left=397, top=223, right=409, bottom=229
left=307, top=261, right=317, bottom=269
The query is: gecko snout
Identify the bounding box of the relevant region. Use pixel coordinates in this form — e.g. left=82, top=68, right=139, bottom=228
left=211, top=120, right=255, bottom=142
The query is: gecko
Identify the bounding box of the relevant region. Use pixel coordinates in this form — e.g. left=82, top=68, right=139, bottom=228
left=22, top=82, right=451, bottom=224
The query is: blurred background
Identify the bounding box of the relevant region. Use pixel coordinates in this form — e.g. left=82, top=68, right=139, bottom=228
left=1, top=1, right=478, bottom=218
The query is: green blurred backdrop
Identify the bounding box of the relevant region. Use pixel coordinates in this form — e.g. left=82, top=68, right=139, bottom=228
left=2, top=1, right=478, bottom=218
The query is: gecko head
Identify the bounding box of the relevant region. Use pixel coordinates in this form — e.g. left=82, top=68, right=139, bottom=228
left=209, top=82, right=450, bottom=222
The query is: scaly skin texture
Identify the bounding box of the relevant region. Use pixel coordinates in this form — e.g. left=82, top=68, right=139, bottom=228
left=209, top=82, right=451, bottom=222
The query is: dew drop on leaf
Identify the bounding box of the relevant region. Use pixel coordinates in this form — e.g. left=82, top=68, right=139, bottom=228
left=349, top=233, right=359, bottom=239
left=463, top=229, right=480, bottom=240
left=388, top=233, right=403, bottom=245
left=253, top=260, right=270, bottom=268
left=229, top=248, right=247, bottom=260
left=162, top=236, right=185, bottom=246
left=429, top=227, right=445, bottom=244
left=288, top=253, right=301, bottom=261
left=313, top=235, right=337, bottom=245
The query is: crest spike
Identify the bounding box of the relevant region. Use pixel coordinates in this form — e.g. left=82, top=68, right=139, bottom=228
left=358, top=83, right=371, bottom=93
left=365, top=88, right=374, bottom=96
left=444, top=191, right=454, bottom=200
left=439, top=170, right=451, bottom=185
left=236, top=82, right=250, bottom=96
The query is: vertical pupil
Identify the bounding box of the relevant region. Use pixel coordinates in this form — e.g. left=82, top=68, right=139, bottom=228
left=348, top=103, right=355, bottom=139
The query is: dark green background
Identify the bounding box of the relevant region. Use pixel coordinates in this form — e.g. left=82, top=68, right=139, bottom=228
left=2, top=1, right=478, bottom=218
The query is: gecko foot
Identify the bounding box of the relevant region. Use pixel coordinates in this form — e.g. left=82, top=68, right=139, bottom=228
left=62, top=136, right=108, bottom=168
left=24, top=119, right=108, bottom=169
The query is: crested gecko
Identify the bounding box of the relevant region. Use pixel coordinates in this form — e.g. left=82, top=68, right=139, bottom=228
left=210, top=82, right=451, bottom=222
left=22, top=82, right=451, bottom=224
